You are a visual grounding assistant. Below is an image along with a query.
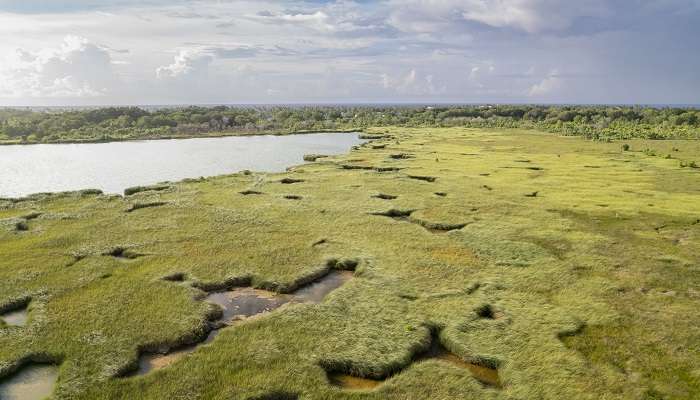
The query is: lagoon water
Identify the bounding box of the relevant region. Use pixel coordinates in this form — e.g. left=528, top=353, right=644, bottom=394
left=0, top=133, right=363, bottom=198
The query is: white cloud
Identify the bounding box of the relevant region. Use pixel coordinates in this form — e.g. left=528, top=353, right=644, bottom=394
left=381, top=69, right=445, bottom=95
left=388, top=0, right=611, bottom=34
left=0, top=35, right=115, bottom=98
left=528, top=71, right=563, bottom=97
left=156, top=49, right=213, bottom=79
left=0, top=1, right=697, bottom=105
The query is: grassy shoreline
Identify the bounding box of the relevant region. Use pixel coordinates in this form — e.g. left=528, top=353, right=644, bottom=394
left=1, top=127, right=698, bottom=399
left=0, top=128, right=364, bottom=146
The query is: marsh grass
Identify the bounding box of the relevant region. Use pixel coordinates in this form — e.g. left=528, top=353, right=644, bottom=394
left=0, top=127, right=698, bottom=399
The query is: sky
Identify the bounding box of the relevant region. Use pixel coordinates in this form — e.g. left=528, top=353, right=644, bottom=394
left=0, top=0, right=698, bottom=106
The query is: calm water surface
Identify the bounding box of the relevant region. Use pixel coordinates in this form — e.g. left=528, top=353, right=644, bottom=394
left=0, top=133, right=363, bottom=197
left=0, top=364, right=59, bottom=400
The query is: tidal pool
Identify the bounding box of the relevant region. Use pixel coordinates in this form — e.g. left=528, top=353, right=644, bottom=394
left=1, top=309, right=28, bottom=327
left=0, top=132, right=364, bottom=198
left=0, top=364, right=59, bottom=400
left=328, top=334, right=501, bottom=390
left=132, top=270, right=354, bottom=375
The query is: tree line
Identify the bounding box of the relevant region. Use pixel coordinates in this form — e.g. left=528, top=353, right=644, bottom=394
left=1, top=105, right=699, bottom=144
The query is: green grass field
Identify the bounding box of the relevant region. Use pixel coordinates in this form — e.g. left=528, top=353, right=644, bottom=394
left=1, top=127, right=698, bottom=399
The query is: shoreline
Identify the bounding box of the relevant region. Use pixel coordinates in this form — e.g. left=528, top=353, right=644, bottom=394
left=0, top=128, right=366, bottom=146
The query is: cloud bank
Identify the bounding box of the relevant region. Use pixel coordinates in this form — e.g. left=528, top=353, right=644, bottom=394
left=0, top=0, right=698, bottom=105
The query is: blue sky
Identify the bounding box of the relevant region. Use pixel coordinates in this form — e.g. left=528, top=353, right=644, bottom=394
left=0, top=0, right=698, bottom=105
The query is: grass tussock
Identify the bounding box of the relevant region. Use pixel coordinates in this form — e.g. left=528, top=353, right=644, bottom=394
left=303, top=154, right=328, bottom=162
left=123, top=184, right=170, bottom=196
left=279, top=178, right=304, bottom=184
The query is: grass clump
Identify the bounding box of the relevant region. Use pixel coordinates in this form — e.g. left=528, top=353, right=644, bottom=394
left=123, top=184, right=170, bottom=196
left=303, top=154, right=328, bottom=162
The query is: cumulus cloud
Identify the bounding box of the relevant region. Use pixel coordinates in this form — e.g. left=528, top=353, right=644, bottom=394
left=381, top=69, right=445, bottom=95
left=0, top=35, right=115, bottom=98
left=156, top=49, right=213, bottom=79
left=528, top=71, right=563, bottom=97
left=250, top=2, right=389, bottom=36
left=0, top=1, right=698, bottom=104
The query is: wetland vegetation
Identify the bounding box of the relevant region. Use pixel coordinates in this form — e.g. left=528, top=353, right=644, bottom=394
left=1, top=105, right=700, bottom=145
left=0, top=123, right=699, bottom=399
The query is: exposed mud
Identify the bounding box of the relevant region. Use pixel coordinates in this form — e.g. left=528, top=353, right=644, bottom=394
left=326, top=329, right=501, bottom=390
left=417, top=340, right=501, bottom=388
left=133, top=330, right=221, bottom=375
left=327, top=373, right=382, bottom=390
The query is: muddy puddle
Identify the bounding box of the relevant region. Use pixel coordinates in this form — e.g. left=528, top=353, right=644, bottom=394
left=293, top=271, right=353, bottom=303
left=328, top=373, right=383, bottom=390
left=134, top=330, right=221, bottom=375
left=328, top=334, right=501, bottom=390
left=1, top=308, right=28, bottom=327
left=0, top=364, right=59, bottom=400
left=133, top=270, right=353, bottom=375
left=417, top=341, right=501, bottom=388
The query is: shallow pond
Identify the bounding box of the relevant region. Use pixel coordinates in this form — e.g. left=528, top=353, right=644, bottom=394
left=328, top=335, right=501, bottom=390
left=0, top=364, right=59, bottom=400
left=0, top=132, right=364, bottom=198
left=133, top=270, right=353, bottom=375
left=1, top=309, right=28, bottom=327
